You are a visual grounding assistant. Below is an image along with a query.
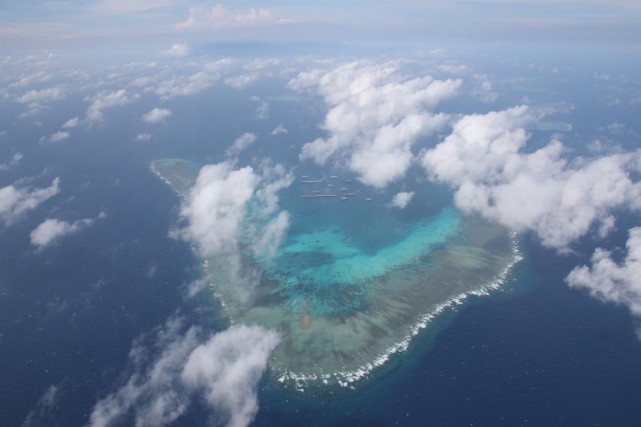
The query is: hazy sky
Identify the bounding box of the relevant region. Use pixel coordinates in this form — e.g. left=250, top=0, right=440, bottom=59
left=2, top=1, right=641, bottom=52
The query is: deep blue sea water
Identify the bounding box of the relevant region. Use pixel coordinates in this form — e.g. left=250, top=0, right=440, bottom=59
left=1, top=50, right=641, bottom=426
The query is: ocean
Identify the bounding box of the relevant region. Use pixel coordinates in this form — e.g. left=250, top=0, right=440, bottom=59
left=253, top=233, right=641, bottom=426
left=1, top=51, right=641, bottom=426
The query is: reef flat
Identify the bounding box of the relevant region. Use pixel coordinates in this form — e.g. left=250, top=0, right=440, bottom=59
left=152, top=158, right=520, bottom=389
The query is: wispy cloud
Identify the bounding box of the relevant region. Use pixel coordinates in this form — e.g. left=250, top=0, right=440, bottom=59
left=226, top=132, right=257, bottom=157
left=89, top=317, right=279, bottom=427
left=61, top=116, right=80, bottom=128
left=176, top=4, right=275, bottom=31
left=86, top=89, right=139, bottom=123
left=40, top=131, right=70, bottom=143
left=143, top=107, right=172, bottom=124
left=0, top=152, right=23, bottom=171
left=23, top=384, right=60, bottom=426
left=164, top=43, right=190, bottom=57
left=14, top=87, right=66, bottom=117
left=155, top=72, right=219, bottom=100
left=136, top=132, right=152, bottom=141
left=15, top=87, right=65, bottom=105
left=1, top=0, right=640, bottom=50
left=271, top=124, right=288, bottom=136
left=225, top=72, right=261, bottom=89
left=255, top=100, right=269, bottom=120
left=91, top=0, right=178, bottom=15
left=0, top=178, right=60, bottom=226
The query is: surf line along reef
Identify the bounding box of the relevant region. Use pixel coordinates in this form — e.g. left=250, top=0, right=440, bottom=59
left=152, top=158, right=521, bottom=390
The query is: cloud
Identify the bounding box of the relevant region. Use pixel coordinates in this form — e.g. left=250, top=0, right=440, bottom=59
left=0, top=177, right=60, bottom=225
left=421, top=106, right=641, bottom=250
left=226, top=132, right=257, bottom=157
left=225, top=72, right=261, bottom=89
left=136, top=132, right=152, bottom=141
left=567, top=227, right=641, bottom=316
left=23, top=384, right=60, bottom=426
left=42, top=131, right=70, bottom=143
left=181, top=325, right=280, bottom=427
left=252, top=162, right=293, bottom=218
left=164, top=43, right=190, bottom=57
left=7, top=71, right=52, bottom=89
left=0, top=152, right=23, bottom=171
left=89, top=317, right=279, bottom=427
left=594, top=72, right=611, bottom=81
left=390, top=191, right=415, bottom=209
left=15, top=87, right=65, bottom=104
left=471, top=74, right=499, bottom=103
left=30, top=218, right=94, bottom=248
left=271, top=124, right=288, bottom=136
left=255, top=100, right=269, bottom=120
left=155, top=72, right=218, bottom=99
left=92, top=0, right=177, bottom=14
left=86, top=89, right=139, bottom=123
left=14, top=87, right=66, bottom=116
left=177, top=162, right=258, bottom=259
left=290, top=61, right=461, bottom=188
left=143, top=108, right=173, bottom=124
left=422, top=106, right=533, bottom=186
left=62, top=116, right=80, bottom=128
left=176, top=4, right=274, bottom=30
left=250, top=210, right=290, bottom=260
left=89, top=317, right=198, bottom=427
left=174, top=160, right=292, bottom=306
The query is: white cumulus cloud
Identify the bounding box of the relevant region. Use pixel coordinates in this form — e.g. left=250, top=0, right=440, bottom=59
left=421, top=105, right=641, bottom=250
left=30, top=218, right=94, bottom=248
left=175, top=160, right=292, bottom=306
left=143, top=108, right=173, bottom=124
left=224, top=72, right=260, bottom=89
left=181, top=325, right=280, bottom=427
left=178, top=163, right=258, bottom=259
left=290, top=61, right=461, bottom=188
left=567, top=227, right=641, bottom=316
left=390, top=191, right=415, bottom=209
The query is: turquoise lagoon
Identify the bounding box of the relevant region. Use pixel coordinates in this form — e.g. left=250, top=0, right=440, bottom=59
left=152, top=159, right=520, bottom=388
